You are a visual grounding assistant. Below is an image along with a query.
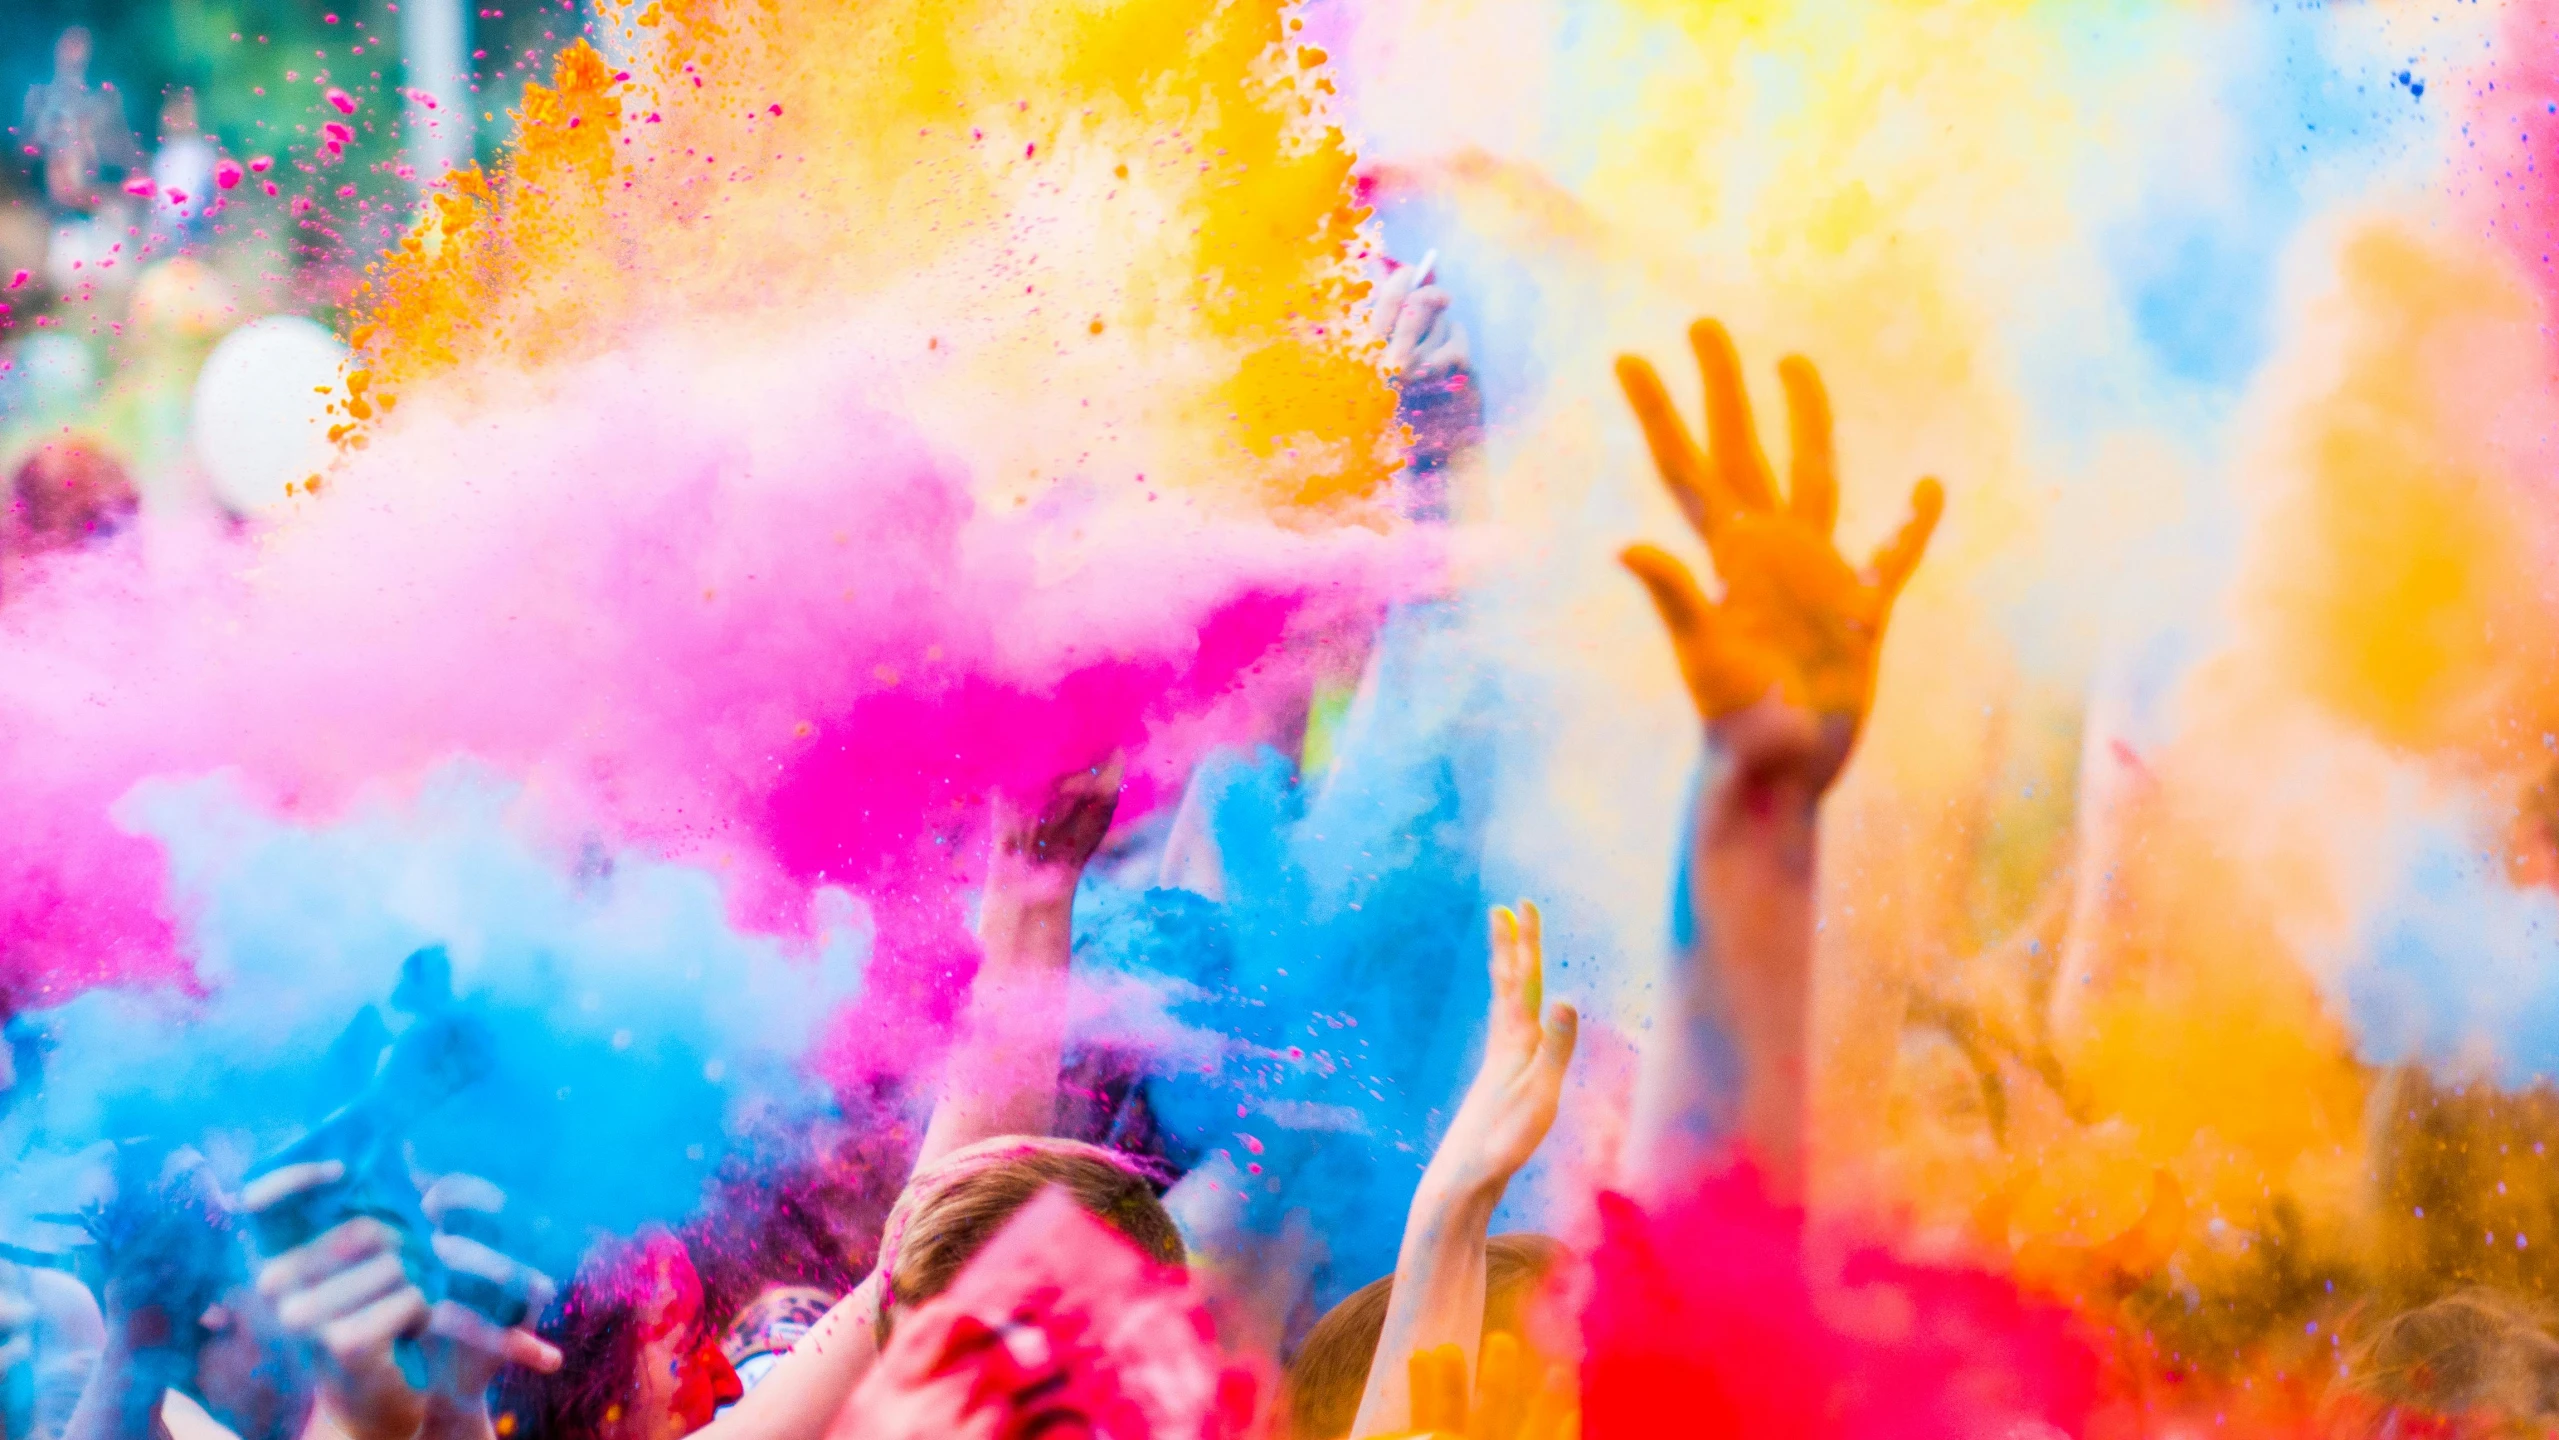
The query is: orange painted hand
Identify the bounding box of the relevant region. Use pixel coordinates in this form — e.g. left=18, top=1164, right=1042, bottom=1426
left=1616, top=320, right=1941, bottom=751
left=1374, top=1335, right=1576, bottom=1440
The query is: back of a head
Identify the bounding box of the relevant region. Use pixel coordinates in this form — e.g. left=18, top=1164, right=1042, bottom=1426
left=2342, top=1289, right=2559, bottom=1430
left=874, top=1136, right=1182, bottom=1345
left=1282, top=1233, right=1569, bottom=1440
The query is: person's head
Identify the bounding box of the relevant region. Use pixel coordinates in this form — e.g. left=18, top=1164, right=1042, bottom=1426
left=1281, top=1233, right=1571, bottom=1440
left=872, top=1136, right=1183, bottom=1346
left=8, top=436, right=136, bottom=557
left=496, top=1230, right=739, bottom=1440
left=2339, top=1290, right=2559, bottom=1433
left=53, top=29, right=90, bottom=83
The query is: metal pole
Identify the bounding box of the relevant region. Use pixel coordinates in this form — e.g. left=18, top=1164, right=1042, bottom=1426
left=400, top=0, right=474, bottom=184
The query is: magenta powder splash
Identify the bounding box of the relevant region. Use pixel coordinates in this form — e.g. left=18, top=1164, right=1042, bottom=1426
left=1582, top=1168, right=2101, bottom=1439
left=0, top=325, right=1418, bottom=1039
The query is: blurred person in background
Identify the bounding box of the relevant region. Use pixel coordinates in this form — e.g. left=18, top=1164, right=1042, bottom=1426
left=146, top=90, right=216, bottom=249
left=21, top=29, right=140, bottom=298
left=21, top=29, right=138, bottom=219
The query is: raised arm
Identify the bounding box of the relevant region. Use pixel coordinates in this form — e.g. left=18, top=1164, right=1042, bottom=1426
left=918, top=755, right=1122, bottom=1167
left=243, top=1162, right=559, bottom=1440
left=1347, top=903, right=1577, bottom=1440
left=685, top=761, right=1122, bottom=1440
left=1613, top=319, right=1941, bottom=1204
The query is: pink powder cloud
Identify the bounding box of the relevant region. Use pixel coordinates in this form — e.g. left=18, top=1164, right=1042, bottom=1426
left=0, top=325, right=1419, bottom=1065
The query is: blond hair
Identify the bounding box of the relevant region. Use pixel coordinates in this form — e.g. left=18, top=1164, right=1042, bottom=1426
left=1281, top=1233, right=1568, bottom=1440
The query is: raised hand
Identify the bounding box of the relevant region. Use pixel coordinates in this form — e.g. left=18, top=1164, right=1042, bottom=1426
left=1432, top=904, right=1580, bottom=1196
left=1346, top=905, right=1579, bottom=1440
left=985, top=754, right=1125, bottom=906
left=923, top=755, right=1129, bottom=1167
left=418, top=1173, right=560, bottom=1427
left=247, top=1163, right=558, bottom=1440
left=1616, top=319, right=1941, bottom=793
left=246, top=1161, right=431, bottom=1440
left=1372, top=255, right=1469, bottom=385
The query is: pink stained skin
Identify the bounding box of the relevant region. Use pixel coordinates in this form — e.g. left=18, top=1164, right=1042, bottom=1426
left=0, top=332, right=1416, bottom=1044
left=1581, top=1165, right=2101, bottom=1440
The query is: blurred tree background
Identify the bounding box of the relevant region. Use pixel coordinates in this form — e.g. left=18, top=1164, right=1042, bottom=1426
left=0, top=0, right=581, bottom=187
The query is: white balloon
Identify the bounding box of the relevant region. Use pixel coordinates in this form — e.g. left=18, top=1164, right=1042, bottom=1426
left=190, top=315, right=347, bottom=516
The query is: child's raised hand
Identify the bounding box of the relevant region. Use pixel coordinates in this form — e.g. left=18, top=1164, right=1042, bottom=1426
left=1431, top=904, right=1579, bottom=1197
left=1616, top=320, right=1941, bottom=791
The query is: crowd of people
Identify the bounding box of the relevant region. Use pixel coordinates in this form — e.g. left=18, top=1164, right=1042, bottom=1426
left=2, top=23, right=370, bottom=572
left=1, top=25, right=2553, bottom=1440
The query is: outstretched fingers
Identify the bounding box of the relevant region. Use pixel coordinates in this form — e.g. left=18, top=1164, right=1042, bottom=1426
left=1866, top=476, right=1945, bottom=602
left=1536, top=1002, right=1579, bottom=1088
left=1516, top=900, right=1543, bottom=1022
left=1614, top=355, right=1724, bottom=540
left=1688, top=319, right=1779, bottom=513
left=1487, top=906, right=1532, bottom=1052
left=1621, top=544, right=1754, bottom=720
left=1776, top=355, right=1837, bottom=536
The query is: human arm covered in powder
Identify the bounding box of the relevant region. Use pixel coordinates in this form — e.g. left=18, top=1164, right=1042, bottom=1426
left=683, top=761, right=1123, bottom=1440
left=244, top=1162, right=559, bottom=1440
left=1615, top=319, right=1940, bottom=1204
left=917, top=756, right=1123, bottom=1166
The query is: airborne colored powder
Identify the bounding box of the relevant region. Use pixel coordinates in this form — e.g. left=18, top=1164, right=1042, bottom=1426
left=8, top=0, right=2559, bottom=1433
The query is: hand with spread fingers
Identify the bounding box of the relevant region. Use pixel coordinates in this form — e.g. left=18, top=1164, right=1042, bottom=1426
left=1615, top=322, right=1943, bottom=1204
left=245, top=1161, right=432, bottom=1440
left=246, top=1163, right=559, bottom=1440
left=1616, top=319, right=1941, bottom=792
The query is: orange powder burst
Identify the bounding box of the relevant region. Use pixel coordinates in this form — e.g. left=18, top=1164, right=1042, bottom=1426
left=339, top=0, right=1397, bottom=510
left=2248, top=226, right=2559, bottom=772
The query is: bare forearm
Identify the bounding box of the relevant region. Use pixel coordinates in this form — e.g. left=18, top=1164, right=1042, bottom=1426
left=1629, top=759, right=1818, bottom=1201
left=1345, top=1178, right=1500, bottom=1439
left=687, top=1283, right=880, bottom=1440
left=1695, top=782, right=1816, bottom=1201
left=919, top=893, right=1072, bottom=1167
